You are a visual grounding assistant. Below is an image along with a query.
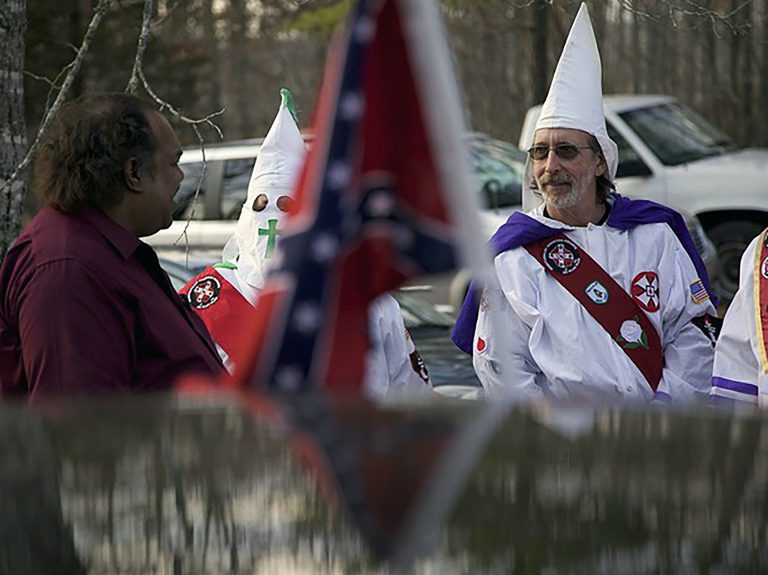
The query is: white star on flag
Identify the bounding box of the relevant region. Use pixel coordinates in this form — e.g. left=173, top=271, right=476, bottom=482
left=275, top=366, right=303, bottom=391
left=293, top=303, right=322, bottom=333
left=367, top=191, right=395, bottom=217
left=327, top=161, right=352, bottom=190
left=354, top=15, right=376, bottom=43
left=340, top=92, right=364, bottom=120
left=312, top=233, right=339, bottom=262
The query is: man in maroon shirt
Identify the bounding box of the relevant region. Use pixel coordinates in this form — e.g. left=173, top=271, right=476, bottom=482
left=0, top=93, right=224, bottom=399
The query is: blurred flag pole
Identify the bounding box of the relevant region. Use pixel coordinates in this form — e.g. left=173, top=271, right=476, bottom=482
left=395, top=0, right=490, bottom=288
left=397, top=0, right=514, bottom=398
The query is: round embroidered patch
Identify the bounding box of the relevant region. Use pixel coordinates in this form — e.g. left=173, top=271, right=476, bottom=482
left=543, top=238, right=581, bottom=275
left=188, top=275, right=222, bottom=310
left=631, top=271, right=660, bottom=312
left=762, top=257, right=768, bottom=280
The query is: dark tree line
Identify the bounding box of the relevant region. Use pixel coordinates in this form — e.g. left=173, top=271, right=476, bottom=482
left=19, top=1, right=768, bottom=147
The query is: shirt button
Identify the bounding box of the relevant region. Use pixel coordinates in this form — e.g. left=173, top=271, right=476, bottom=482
left=626, top=386, right=633, bottom=393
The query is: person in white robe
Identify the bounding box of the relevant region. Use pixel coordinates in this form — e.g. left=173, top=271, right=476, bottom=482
left=182, top=90, right=431, bottom=399
left=452, top=3, right=717, bottom=404
left=710, top=231, right=768, bottom=406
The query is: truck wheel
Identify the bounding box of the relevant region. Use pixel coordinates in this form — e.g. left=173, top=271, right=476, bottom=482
left=708, top=220, right=764, bottom=302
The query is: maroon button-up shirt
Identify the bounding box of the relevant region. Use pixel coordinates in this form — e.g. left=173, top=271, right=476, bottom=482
left=0, top=206, right=224, bottom=400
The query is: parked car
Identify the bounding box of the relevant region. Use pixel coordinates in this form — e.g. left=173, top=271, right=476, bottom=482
left=520, top=94, right=760, bottom=299
left=159, top=258, right=481, bottom=395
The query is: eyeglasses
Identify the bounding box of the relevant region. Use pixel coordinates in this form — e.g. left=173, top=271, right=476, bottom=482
left=527, top=144, right=595, bottom=161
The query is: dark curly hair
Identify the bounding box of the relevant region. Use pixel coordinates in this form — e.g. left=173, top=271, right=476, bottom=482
left=33, top=93, right=159, bottom=213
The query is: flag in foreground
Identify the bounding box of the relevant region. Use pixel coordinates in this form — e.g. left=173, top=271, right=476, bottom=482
left=232, top=0, right=483, bottom=392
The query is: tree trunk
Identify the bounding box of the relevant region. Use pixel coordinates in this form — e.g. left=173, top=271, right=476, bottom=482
left=0, top=0, right=28, bottom=262
left=201, top=0, right=222, bottom=117
left=631, top=11, right=642, bottom=93
left=530, top=0, right=549, bottom=105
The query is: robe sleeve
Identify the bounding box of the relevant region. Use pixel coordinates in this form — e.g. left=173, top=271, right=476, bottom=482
left=710, top=235, right=763, bottom=406
left=472, top=270, right=546, bottom=400
left=656, top=232, right=718, bottom=403
left=365, top=294, right=431, bottom=399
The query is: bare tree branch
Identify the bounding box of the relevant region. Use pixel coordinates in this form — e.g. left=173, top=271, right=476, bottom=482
left=618, top=0, right=754, bottom=36
left=23, top=70, right=60, bottom=89
left=126, top=0, right=155, bottom=93
left=0, top=0, right=112, bottom=196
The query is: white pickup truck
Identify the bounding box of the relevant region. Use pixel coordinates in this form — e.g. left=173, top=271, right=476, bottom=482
left=519, top=95, right=768, bottom=299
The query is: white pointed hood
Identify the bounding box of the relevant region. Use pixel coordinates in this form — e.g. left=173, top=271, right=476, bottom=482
left=522, top=2, right=618, bottom=211
left=222, top=89, right=307, bottom=290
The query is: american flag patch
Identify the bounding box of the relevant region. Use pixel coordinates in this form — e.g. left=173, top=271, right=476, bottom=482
left=689, top=278, right=709, bottom=304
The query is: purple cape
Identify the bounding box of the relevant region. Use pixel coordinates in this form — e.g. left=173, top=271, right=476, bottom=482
left=451, top=193, right=717, bottom=354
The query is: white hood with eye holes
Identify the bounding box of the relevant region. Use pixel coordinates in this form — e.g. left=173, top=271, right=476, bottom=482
left=222, top=89, right=307, bottom=290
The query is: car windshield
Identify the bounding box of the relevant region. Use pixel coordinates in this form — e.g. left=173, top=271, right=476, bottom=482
left=469, top=136, right=526, bottom=209
left=393, top=292, right=455, bottom=329
left=619, top=102, right=737, bottom=166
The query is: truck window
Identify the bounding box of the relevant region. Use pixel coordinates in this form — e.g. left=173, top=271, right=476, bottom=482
left=619, top=103, right=735, bottom=166
left=221, top=158, right=257, bottom=219
left=607, top=124, right=651, bottom=178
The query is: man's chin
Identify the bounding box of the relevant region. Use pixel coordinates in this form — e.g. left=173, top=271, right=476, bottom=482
left=544, top=192, right=580, bottom=211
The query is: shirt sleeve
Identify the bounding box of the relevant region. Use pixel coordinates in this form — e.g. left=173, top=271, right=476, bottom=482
left=656, top=234, right=718, bottom=403
left=18, top=259, right=135, bottom=396
left=369, top=294, right=431, bottom=397
left=472, top=270, right=546, bottom=400
left=710, top=235, right=763, bottom=406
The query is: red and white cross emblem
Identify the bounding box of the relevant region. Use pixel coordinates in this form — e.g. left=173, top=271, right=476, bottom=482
left=189, top=276, right=222, bottom=310
left=543, top=238, right=581, bottom=274
left=631, top=271, right=660, bottom=312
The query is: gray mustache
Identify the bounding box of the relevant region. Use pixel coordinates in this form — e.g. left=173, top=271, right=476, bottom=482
left=539, top=174, right=573, bottom=186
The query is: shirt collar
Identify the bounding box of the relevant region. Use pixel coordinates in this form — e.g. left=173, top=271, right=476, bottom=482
left=78, top=206, right=141, bottom=260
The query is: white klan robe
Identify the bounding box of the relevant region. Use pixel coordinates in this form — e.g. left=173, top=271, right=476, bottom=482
left=710, top=232, right=768, bottom=406
left=465, top=3, right=714, bottom=402
left=473, top=203, right=717, bottom=403
left=182, top=90, right=430, bottom=399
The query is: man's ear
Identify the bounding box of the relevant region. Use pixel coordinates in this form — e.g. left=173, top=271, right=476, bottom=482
left=124, top=157, right=143, bottom=192
left=595, top=152, right=607, bottom=178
